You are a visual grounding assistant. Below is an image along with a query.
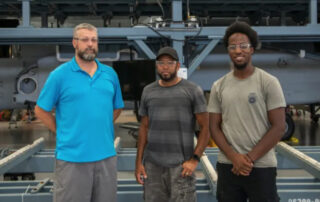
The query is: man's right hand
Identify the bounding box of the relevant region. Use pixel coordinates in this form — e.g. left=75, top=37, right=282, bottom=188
left=230, top=153, right=253, bottom=176
left=135, top=163, right=147, bottom=185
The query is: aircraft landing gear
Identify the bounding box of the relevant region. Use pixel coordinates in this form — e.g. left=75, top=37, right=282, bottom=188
left=282, top=113, right=295, bottom=141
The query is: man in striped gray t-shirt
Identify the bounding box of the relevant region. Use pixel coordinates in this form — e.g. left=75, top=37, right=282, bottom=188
left=135, top=46, right=209, bottom=202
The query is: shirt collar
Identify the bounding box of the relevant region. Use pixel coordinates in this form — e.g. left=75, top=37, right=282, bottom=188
left=71, top=57, right=81, bottom=72
left=71, top=57, right=102, bottom=74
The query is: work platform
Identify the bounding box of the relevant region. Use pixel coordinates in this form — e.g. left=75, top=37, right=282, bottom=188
left=0, top=138, right=320, bottom=202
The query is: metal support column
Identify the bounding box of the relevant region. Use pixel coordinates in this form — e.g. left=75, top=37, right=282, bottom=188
left=309, top=0, right=318, bottom=25
left=21, top=0, right=32, bottom=28
left=171, top=0, right=185, bottom=67
left=172, top=0, right=183, bottom=22
left=172, top=40, right=185, bottom=67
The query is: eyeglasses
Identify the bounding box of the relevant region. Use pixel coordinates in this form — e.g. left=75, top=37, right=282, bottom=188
left=227, top=43, right=251, bottom=51
left=74, top=37, right=98, bottom=43
left=156, top=61, right=177, bottom=66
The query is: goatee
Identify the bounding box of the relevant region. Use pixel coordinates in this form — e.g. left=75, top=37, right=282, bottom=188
left=157, top=72, right=177, bottom=82
left=233, top=62, right=247, bottom=70
left=78, top=48, right=98, bottom=62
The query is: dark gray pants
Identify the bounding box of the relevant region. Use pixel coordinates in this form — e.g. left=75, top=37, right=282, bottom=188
left=144, top=161, right=197, bottom=202
left=54, top=156, right=117, bottom=202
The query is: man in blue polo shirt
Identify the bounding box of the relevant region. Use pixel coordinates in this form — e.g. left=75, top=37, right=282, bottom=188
left=35, top=23, right=124, bottom=202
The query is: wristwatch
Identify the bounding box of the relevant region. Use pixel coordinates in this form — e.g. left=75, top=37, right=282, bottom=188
left=192, top=154, right=201, bottom=162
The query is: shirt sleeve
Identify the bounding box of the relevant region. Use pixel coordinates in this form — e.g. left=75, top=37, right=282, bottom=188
left=192, top=85, right=207, bottom=114
left=138, top=88, right=148, bottom=116
left=36, top=72, right=60, bottom=112
left=266, top=77, right=286, bottom=111
left=207, top=82, right=222, bottom=113
left=113, top=73, right=124, bottom=109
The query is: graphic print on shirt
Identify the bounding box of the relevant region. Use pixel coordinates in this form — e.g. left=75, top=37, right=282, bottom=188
left=248, top=92, right=257, bottom=104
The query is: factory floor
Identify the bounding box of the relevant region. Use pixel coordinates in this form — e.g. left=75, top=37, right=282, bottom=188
left=0, top=110, right=319, bottom=180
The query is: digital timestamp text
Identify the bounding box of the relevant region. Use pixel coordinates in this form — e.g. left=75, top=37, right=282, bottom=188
left=288, top=199, right=320, bottom=202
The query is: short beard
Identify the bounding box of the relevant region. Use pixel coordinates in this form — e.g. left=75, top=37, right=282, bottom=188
left=233, top=62, right=247, bottom=70
left=157, top=71, right=177, bottom=82
left=77, top=48, right=98, bottom=62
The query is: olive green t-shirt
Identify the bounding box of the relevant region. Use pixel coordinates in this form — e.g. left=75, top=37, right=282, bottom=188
left=207, top=67, right=286, bottom=167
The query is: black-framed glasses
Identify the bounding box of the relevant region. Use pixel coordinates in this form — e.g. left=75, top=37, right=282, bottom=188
left=227, top=43, right=251, bottom=51
left=156, top=61, right=177, bottom=66
left=74, top=37, right=98, bottom=43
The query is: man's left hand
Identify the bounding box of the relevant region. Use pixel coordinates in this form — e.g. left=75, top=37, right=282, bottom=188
left=181, top=159, right=198, bottom=177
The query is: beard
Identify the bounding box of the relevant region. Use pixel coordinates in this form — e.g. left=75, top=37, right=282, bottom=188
left=233, top=62, right=248, bottom=70
left=157, top=71, right=177, bottom=82
left=77, top=48, right=98, bottom=62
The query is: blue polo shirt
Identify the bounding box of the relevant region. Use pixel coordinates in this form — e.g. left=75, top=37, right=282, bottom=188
left=37, top=57, right=124, bottom=162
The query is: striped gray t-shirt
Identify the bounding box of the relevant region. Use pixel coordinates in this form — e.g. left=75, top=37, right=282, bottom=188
left=139, top=79, right=207, bottom=167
